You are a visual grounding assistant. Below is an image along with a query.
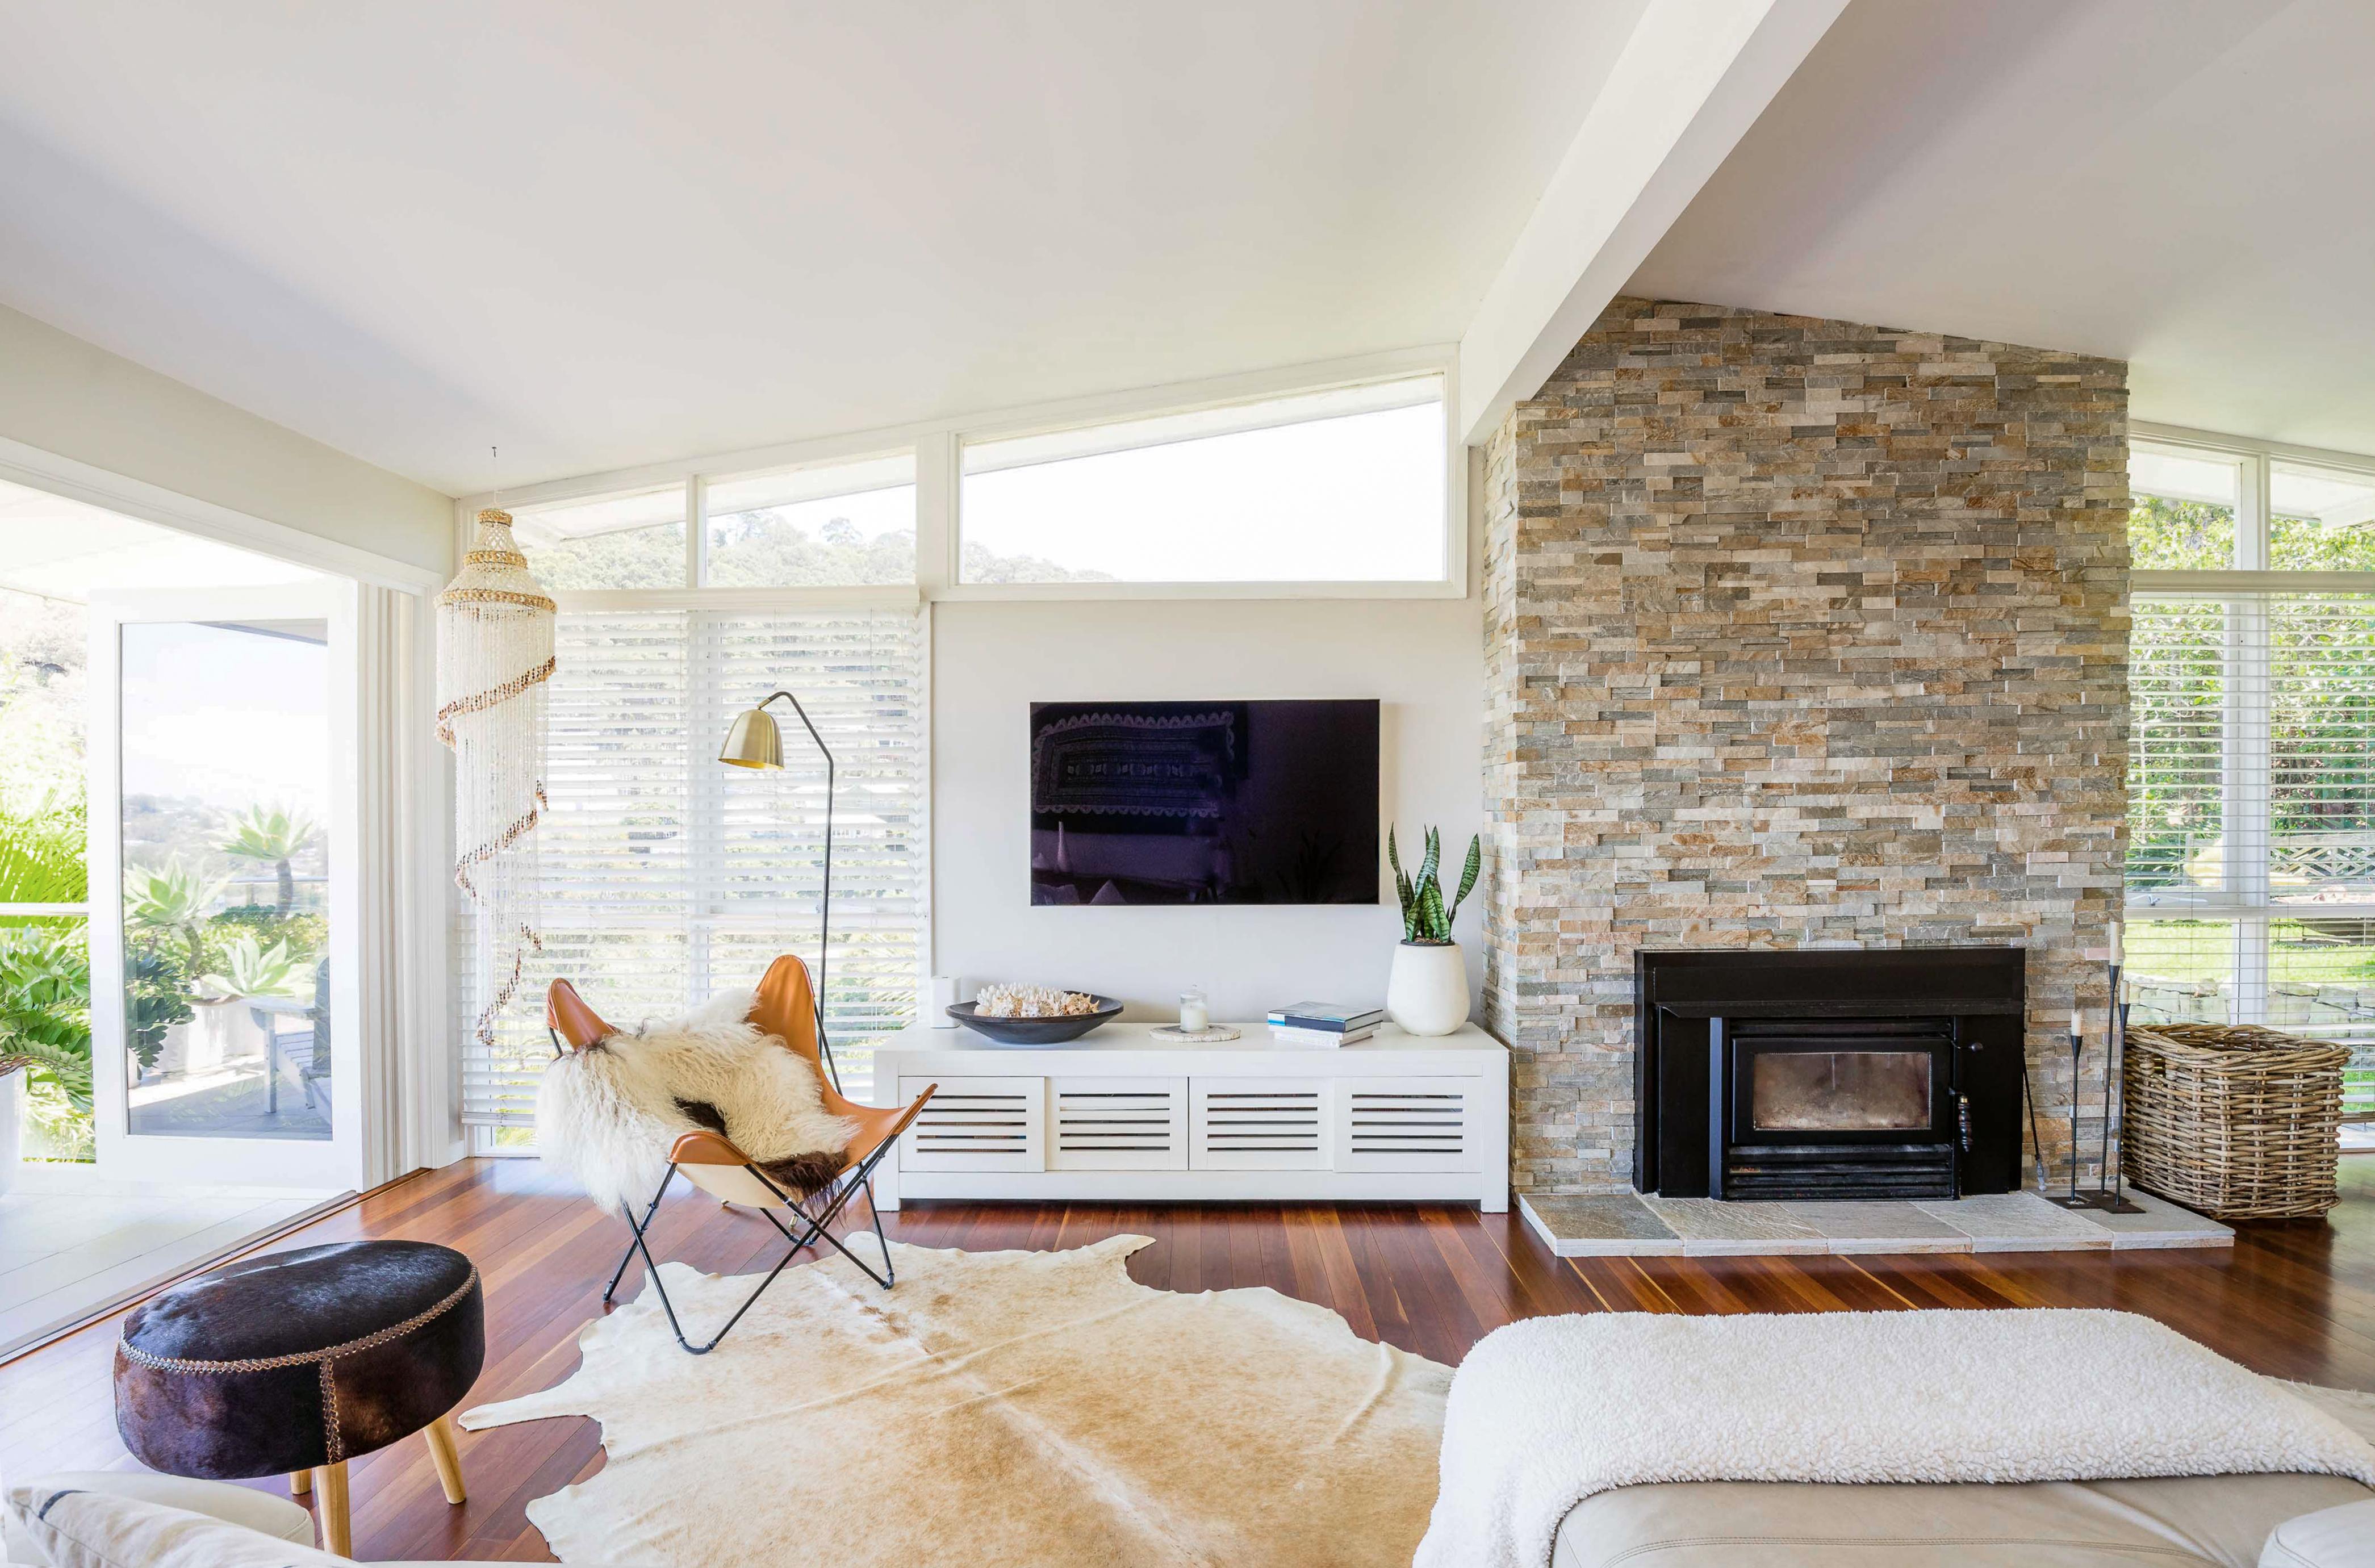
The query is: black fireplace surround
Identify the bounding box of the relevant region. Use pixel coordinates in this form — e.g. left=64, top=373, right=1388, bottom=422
left=1634, top=949, right=2026, bottom=1202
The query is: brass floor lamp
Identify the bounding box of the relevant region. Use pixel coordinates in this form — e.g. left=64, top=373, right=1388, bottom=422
left=718, top=689, right=844, bottom=1092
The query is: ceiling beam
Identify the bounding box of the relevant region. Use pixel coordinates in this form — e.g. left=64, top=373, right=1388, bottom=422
left=1456, top=0, right=1848, bottom=446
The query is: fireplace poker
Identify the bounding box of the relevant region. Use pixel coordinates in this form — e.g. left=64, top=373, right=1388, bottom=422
left=2019, top=1032, right=2048, bottom=1193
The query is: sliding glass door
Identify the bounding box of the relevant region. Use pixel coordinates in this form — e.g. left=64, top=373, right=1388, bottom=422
left=86, top=586, right=364, bottom=1189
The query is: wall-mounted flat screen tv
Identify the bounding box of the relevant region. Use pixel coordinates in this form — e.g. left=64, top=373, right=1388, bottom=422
left=1029, top=699, right=1379, bottom=906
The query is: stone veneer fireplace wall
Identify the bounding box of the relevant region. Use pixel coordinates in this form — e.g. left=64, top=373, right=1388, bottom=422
left=1480, top=296, right=2130, bottom=1196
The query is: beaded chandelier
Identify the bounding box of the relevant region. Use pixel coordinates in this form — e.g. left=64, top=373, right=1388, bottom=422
left=436, top=508, right=557, bottom=1047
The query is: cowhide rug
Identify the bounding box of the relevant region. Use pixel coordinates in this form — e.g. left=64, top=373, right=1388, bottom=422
left=459, top=1236, right=1450, bottom=1567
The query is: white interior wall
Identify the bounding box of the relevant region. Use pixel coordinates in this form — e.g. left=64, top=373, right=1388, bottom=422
left=930, top=596, right=1486, bottom=1026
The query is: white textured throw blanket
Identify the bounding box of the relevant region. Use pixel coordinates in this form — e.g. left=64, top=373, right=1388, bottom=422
left=536, top=988, right=855, bottom=1216
left=1415, top=1308, right=2375, bottom=1568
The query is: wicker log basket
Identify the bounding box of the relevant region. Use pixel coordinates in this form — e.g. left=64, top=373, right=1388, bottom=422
left=2121, top=1022, right=2350, bottom=1220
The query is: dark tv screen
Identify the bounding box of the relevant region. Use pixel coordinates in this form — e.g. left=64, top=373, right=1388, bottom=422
left=1030, top=700, right=1379, bottom=905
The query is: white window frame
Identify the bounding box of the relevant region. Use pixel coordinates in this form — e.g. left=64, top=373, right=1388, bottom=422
left=456, top=346, right=1464, bottom=604
left=455, top=351, right=1458, bottom=1157
left=2128, top=420, right=2375, bottom=1027
left=0, top=437, right=454, bottom=1178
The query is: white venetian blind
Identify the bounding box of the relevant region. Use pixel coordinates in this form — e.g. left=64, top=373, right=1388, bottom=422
left=2127, top=597, right=2231, bottom=898
left=2129, top=593, right=2375, bottom=904
left=459, top=605, right=926, bottom=1126
left=2265, top=595, right=2375, bottom=890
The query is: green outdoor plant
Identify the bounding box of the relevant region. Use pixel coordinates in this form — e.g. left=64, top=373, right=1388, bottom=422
left=209, top=903, right=327, bottom=963
left=125, top=858, right=225, bottom=964
left=0, top=795, right=86, bottom=921
left=126, top=942, right=193, bottom=1074
left=1388, top=826, right=1480, bottom=946
left=0, top=925, right=93, bottom=1111
left=220, top=804, right=318, bottom=916
left=199, top=933, right=313, bottom=1001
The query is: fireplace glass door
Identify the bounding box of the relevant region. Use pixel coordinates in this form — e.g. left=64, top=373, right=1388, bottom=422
left=1750, top=1049, right=1931, bottom=1132
left=1725, top=1023, right=1955, bottom=1149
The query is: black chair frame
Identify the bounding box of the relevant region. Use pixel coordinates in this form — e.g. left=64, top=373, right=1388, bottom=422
left=600, top=1140, right=896, bottom=1356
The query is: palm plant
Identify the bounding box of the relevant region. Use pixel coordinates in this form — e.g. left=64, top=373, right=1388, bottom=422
left=0, top=926, right=93, bottom=1111
left=125, top=859, right=225, bottom=964
left=1388, top=825, right=1481, bottom=945
left=220, top=805, right=318, bottom=915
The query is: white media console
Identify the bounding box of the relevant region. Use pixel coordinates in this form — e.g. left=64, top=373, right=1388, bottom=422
left=870, top=1021, right=1508, bottom=1211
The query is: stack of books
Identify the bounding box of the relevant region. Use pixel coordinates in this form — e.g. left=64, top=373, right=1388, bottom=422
left=1266, top=1001, right=1385, bottom=1049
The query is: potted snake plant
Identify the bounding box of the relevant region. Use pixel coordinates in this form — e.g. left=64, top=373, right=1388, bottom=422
left=1385, top=827, right=1479, bottom=1036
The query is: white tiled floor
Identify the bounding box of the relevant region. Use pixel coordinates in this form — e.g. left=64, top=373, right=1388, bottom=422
left=0, top=1167, right=343, bottom=1357
left=1520, top=1186, right=2232, bottom=1258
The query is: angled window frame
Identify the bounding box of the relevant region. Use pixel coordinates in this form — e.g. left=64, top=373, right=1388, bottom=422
left=453, top=346, right=1464, bottom=608
left=943, top=365, right=1461, bottom=600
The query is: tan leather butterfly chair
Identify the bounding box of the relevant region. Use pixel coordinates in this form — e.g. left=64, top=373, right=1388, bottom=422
left=546, top=953, right=936, bottom=1353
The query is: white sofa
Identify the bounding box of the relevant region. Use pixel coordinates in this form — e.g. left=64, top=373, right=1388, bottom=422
left=12, top=1464, right=2370, bottom=1567
left=5, top=1473, right=315, bottom=1565
left=3, top=1471, right=638, bottom=1567
left=1553, top=1475, right=2375, bottom=1567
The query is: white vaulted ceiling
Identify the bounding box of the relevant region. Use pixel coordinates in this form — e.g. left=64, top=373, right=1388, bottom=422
left=0, top=0, right=1645, bottom=494
left=2, top=1, right=2370, bottom=490
left=1629, top=0, right=2375, bottom=458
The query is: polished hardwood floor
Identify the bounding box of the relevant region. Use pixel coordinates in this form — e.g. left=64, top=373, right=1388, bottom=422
left=2, top=1156, right=2369, bottom=1562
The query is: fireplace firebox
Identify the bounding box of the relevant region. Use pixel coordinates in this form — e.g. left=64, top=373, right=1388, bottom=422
left=1634, top=950, right=2025, bottom=1202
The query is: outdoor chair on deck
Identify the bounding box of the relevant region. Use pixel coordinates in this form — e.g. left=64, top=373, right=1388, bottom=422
left=250, top=957, right=330, bottom=1117
left=544, top=954, right=935, bottom=1354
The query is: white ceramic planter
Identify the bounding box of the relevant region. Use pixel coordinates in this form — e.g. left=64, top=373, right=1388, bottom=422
left=158, top=1001, right=268, bottom=1077
left=1, top=1069, right=22, bottom=1196
left=1386, top=940, right=1470, bottom=1036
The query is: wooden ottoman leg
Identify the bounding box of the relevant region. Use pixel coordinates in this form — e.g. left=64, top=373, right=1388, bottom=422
left=290, top=1469, right=312, bottom=1495
left=424, top=1414, right=467, bottom=1504
left=314, top=1461, right=350, bottom=1556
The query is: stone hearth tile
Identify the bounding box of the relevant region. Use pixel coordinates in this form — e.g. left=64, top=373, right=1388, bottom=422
left=1913, top=1193, right=2115, bottom=1252
left=1640, top=1198, right=1826, bottom=1256
left=1777, top=1202, right=1973, bottom=1255
left=1519, top=1193, right=1682, bottom=1257
left=2064, top=1187, right=2234, bottom=1250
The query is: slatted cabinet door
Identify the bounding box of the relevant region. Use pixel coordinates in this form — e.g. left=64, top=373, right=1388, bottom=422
left=897, top=1076, right=1046, bottom=1172
left=1047, top=1077, right=1189, bottom=1171
left=1189, top=1079, right=1331, bottom=1170
left=1331, top=1077, right=1477, bottom=1173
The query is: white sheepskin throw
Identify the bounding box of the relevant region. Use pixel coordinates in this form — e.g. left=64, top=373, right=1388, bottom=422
left=1415, top=1307, right=2375, bottom=1568
left=536, top=989, right=857, bottom=1215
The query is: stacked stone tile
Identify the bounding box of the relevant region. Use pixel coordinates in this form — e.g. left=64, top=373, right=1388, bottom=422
left=1482, top=296, right=2130, bottom=1194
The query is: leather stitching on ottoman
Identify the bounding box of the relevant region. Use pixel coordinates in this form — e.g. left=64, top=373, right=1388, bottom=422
left=114, top=1241, right=486, bottom=1480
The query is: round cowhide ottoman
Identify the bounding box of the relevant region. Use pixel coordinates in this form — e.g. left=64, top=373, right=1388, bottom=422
left=114, top=1240, right=483, bottom=1555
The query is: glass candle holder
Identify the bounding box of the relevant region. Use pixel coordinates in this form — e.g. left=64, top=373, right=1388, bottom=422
left=1178, top=990, right=1210, bottom=1034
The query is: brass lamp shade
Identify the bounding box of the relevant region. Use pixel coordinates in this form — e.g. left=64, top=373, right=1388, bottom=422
left=718, top=705, right=784, bottom=769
